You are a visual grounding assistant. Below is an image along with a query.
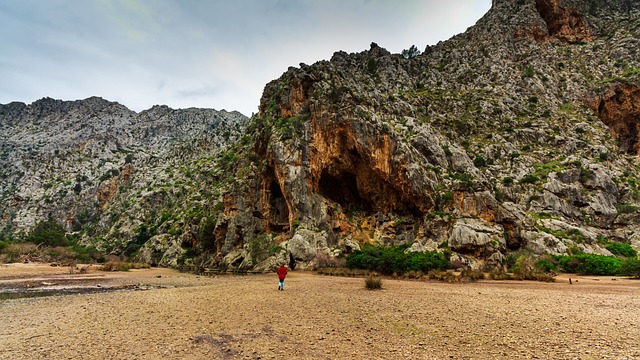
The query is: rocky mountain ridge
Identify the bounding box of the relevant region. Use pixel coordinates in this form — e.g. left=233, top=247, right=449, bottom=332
left=1, top=97, right=247, bottom=261
left=2, top=0, right=640, bottom=271
left=201, top=0, right=640, bottom=270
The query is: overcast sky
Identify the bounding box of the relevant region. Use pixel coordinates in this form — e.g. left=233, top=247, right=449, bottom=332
left=0, top=0, right=492, bottom=116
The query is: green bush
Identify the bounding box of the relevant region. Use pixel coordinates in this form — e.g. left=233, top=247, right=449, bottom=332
left=606, top=242, right=638, bottom=258
left=346, top=243, right=449, bottom=275
left=523, top=65, right=535, bottom=78
left=620, top=258, right=640, bottom=278
left=473, top=156, right=487, bottom=168
left=534, top=258, right=557, bottom=272
left=27, top=219, right=68, bottom=247
left=554, top=254, right=622, bottom=275
left=520, top=174, right=539, bottom=184
left=616, top=203, right=638, bottom=215
left=401, top=45, right=421, bottom=59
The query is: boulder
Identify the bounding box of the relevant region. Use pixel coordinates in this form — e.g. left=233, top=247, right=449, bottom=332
left=448, top=218, right=505, bottom=257
left=288, top=228, right=329, bottom=262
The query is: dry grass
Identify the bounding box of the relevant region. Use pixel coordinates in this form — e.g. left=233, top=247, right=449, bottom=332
left=100, top=261, right=150, bottom=272
left=364, top=275, right=383, bottom=290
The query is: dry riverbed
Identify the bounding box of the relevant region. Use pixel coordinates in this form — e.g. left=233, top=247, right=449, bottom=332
left=1, top=263, right=639, bottom=359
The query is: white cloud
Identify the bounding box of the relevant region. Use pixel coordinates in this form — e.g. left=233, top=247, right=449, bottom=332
left=0, top=0, right=492, bottom=116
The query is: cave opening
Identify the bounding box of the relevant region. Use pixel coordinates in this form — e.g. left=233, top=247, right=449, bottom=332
left=266, top=171, right=290, bottom=233
left=319, top=170, right=373, bottom=213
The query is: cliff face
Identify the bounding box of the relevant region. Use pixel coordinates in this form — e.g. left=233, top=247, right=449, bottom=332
left=3, top=0, right=640, bottom=271
left=204, top=0, right=640, bottom=270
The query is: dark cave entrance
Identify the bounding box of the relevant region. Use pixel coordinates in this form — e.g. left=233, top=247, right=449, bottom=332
left=264, top=167, right=290, bottom=233
left=316, top=148, right=424, bottom=218
left=318, top=170, right=373, bottom=213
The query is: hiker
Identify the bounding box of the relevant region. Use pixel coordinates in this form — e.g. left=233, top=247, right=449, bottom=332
left=276, top=264, right=288, bottom=291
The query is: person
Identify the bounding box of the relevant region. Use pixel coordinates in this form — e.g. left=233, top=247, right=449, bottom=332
left=276, top=264, right=288, bottom=291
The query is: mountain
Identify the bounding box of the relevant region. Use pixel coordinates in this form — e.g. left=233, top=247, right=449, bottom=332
left=2, top=0, right=640, bottom=270
left=0, top=97, right=247, bottom=262
left=197, top=0, right=640, bottom=270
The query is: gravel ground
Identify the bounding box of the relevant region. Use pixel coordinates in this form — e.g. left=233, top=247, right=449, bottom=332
left=1, top=263, right=639, bottom=359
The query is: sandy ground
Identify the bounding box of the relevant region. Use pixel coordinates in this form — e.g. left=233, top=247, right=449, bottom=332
left=1, top=263, right=639, bottom=359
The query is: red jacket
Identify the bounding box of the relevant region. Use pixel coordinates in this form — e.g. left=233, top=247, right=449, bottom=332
left=277, top=266, right=288, bottom=280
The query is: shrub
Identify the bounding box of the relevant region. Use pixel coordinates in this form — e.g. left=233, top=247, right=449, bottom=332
left=315, top=252, right=344, bottom=268
left=616, top=203, right=638, bottom=215
left=534, top=258, right=557, bottom=272
left=248, top=235, right=278, bottom=264
left=520, top=174, right=539, bottom=184
left=427, top=270, right=460, bottom=283
left=473, top=156, right=487, bottom=168
left=523, top=65, right=535, bottom=78
left=555, top=254, right=622, bottom=275
left=367, top=58, right=378, bottom=75
left=401, top=45, right=421, bottom=59
left=620, top=258, right=640, bottom=278
left=346, top=243, right=449, bottom=275
left=1, top=243, right=38, bottom=263
left=100, top=261, right=149, bottom=271
left=460, top=269, right=485, bottom=282
left=27, top=219, right=68, bottom=247
left=512, top=254, right=537, bottom=279
left=606, top=242, right=638, bottom=258
left=364, top=275, right=383, bottom=290
left=487, top=269, right=515, bottom=280
left=101, top=261, right=132, bottom=271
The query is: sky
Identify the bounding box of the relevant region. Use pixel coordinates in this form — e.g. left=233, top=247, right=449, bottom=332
left=0, top=0, right=492, bottom=116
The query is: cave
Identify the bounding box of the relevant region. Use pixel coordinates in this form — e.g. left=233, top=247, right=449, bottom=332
left=319, top=171, right=373, bottom=212
left=262, top=166, right=290, bottom=233
left=317, top=149, right=423, bottom=217
left=534, top=0, right=591, bottom=42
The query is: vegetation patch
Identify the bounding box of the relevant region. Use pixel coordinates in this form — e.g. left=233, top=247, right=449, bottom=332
left=364, top=275, right=383, bottom=290
left=554, top=254, right=622, bottom=275
left=605, top=242, right=638, bottom=257
left=100, top=261, right=150, bottom=271
left=346, top=243, right=449, bottom=275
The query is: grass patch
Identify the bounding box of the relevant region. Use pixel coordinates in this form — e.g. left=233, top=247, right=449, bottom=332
left=100, top=261, right=150, bottom=272
left=364, top=275, right=383, bottom=290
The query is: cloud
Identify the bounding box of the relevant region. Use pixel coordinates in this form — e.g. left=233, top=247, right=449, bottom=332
left=0, top=0, right=492, bottom=116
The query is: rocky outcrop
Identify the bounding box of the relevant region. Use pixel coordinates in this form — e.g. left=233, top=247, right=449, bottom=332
left=591, top=83, right=640, bottom=155
left=534, top=0, right=592, bottom=42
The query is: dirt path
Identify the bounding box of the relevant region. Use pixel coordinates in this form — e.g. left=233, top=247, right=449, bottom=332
left=1, top=264, right=639, bottom=359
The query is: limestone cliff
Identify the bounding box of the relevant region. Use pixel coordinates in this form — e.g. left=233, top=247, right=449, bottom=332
left=204, top=0, right=640, bottom=270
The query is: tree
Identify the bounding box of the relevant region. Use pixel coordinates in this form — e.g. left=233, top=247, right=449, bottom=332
left=27, top=219, right=67, bottom=247
left=401, top=45, right=421, bottom=59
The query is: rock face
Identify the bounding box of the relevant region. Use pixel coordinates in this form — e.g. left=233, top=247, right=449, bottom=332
left=533, top=0, right=592, bottom=42
left=202, top=0, right=640, bottom=270
left=3, top=0, right=640, bottom=271
left=591, top=83, right=640, bottom=154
